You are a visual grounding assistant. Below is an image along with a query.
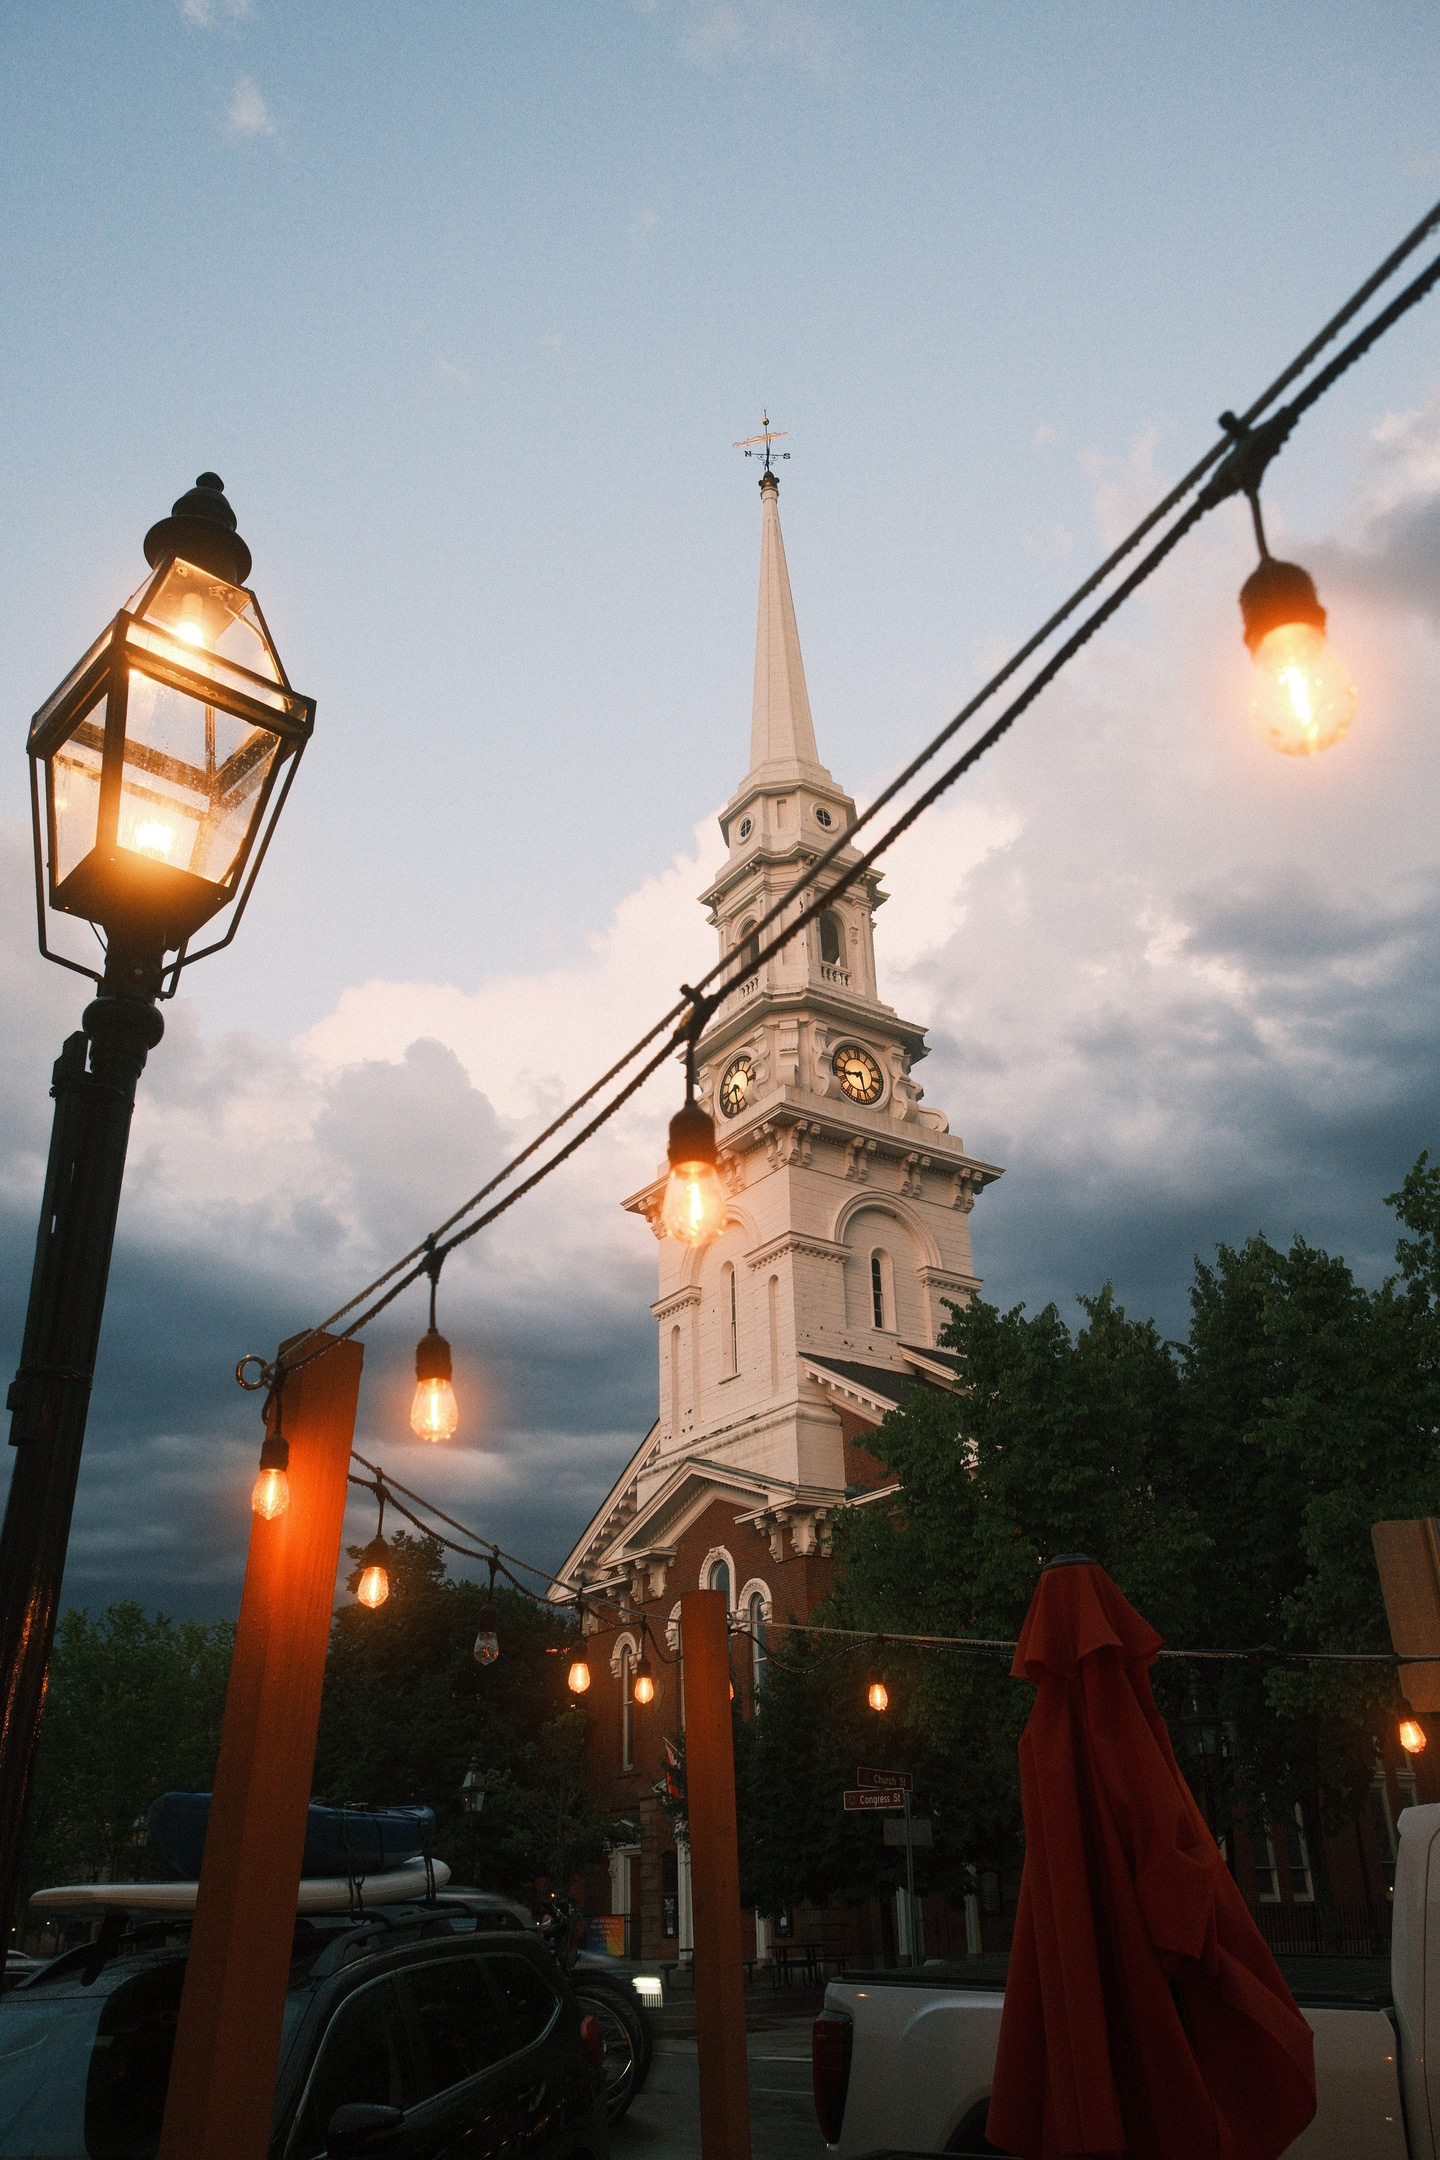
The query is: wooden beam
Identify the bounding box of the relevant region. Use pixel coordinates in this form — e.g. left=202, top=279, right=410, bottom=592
left=680, top=1588, right=752, bottom=2160
left=157, top=1334, right=363, bottom=2160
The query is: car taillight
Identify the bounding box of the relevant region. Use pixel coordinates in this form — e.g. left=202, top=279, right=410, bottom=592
left=580, top=2013, right=605, bottom=2072
left=812, top=2010, right=852, bottom=2145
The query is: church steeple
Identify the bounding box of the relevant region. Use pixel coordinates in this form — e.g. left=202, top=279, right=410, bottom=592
left=749, top=472, right=824, bottom=780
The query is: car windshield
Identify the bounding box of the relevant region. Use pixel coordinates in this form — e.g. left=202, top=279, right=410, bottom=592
left=0, top=1994, right=99, bottom=2157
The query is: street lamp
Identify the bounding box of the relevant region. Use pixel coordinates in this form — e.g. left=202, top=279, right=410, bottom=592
left=0, top=475, right=314, bottom=1939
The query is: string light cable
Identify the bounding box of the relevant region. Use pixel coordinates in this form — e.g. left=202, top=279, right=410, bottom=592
left=240, top=195, right=1440, bottom=1397
left=761, top=1615, right=1438, bottom=1670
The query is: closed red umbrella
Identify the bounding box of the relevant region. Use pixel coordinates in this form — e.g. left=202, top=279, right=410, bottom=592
left=985, top=1557, right=1316, bottom=2160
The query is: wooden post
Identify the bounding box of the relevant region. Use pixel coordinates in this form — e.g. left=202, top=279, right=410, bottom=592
left=157, top=1334, right=363, bottom=2160
left=681, top=1589, right=752, bottom=2160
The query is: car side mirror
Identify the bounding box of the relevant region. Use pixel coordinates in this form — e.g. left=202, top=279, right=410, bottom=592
left=326, top=2102, right=404, bottom=2158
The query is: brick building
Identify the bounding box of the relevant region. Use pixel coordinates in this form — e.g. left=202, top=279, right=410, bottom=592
left=551, top=461, right=1001, bottom=1963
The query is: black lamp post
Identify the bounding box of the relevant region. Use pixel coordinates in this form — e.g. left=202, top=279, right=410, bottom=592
left=0, top=476, right=315, bottom=1937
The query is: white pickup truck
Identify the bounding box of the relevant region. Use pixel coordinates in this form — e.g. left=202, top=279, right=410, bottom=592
left=812, top=1804, right=1440, bottom=2160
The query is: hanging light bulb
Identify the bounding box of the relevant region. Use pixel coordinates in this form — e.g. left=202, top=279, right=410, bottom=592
left=1239, top=540, right=1354, bottom=757
left=411, top=1251, right=459, bottom=1440
left=867, top=1670, right=889, bottom=1714
left=568, top=1651, right=592, bottom=1695
left=632, top=1652, right=655, bottom=1707
left=356, top=1535, right=390, bottom=1610
left=660, top=991, right=726, bottom=1246
left=474, top=1603, right=500, bottom=1666
left=250, top=1428, right=290, bottom=1521
left=1399, top=1700, right=1427, bottom=1755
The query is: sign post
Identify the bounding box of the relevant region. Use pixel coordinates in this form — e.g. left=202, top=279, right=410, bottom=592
left=854, top=1769, right=918, bottom=1965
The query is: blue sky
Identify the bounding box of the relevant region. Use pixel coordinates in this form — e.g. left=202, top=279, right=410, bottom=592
left=2, top=3, right=1439, bottom=1613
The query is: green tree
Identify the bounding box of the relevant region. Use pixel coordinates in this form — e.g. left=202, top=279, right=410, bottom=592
left=22, top=1604, right=234, bottom=1905
left=314, top=1533, right=620, bottom=1895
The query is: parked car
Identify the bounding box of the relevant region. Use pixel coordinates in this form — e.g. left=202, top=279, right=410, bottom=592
left=812, top=1809, right=1440, bottom=2160
left=0, top=1908, right=609, bottom=2160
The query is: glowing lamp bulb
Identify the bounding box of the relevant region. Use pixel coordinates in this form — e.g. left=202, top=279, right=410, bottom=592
left=1239, top=556, right=1355, bottom=757
left=357, top=1562, right=389, bottom=1609
left=176, top=594, right=210, bottom=647
left=250, top=1432, right=290, bottom=1520
left=251, top=1465, right=289, bottom=1520
left=868, top=1675, right=889, bottom=1714
left=660, top=1102, right=726, bottom=1246
left=474, top=1604, right=500, bottom=1667
left=133, top=820, right=176, bottom=859
left=411, top=1326, right=458, bottom=1441
left=356, top=1535, right=390, bottom=1609
left=632, top=1657, right=655, bottom=1707
left=568, top=1654, right=591, bottom=1695
left=1400, top=1712, right=1427, bottom=1756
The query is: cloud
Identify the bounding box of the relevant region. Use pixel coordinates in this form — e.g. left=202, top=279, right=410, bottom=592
left=181, top=0, right=252, bottom=26
left=225, top=75, right=276, bottom=138
left=1306, top=392, right=1440, bottom=629
left=670, top=1, right=850, bottom=73
left=1080, top=422, right=1164, bottom=550
left=4, top=398, right=1440, bottom=1622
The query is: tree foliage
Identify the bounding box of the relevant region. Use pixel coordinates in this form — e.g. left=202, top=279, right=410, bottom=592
left=737, top=1160, right=1440, bottom=1914
left=22, top=1604, right=234, bottom=1902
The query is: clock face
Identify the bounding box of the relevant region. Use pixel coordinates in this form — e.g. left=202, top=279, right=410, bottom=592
left=832, top=1044, right=883, bottom=1105
left=719, top=1055, right=756, bottom=1118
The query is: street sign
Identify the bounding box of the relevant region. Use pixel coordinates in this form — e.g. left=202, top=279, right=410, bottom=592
left=857, top=1767, right=913, bottom=1792
left=885, top=1817, right=933, bottom=1848
left=843, top=1787, right=905, bottom=1811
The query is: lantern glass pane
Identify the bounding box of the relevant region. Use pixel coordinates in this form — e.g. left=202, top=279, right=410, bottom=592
left=120, top=668, right=283, bottom=886
left=130, top=559, right=282, bottom=685
left=52, top=704, right=104, bottom=883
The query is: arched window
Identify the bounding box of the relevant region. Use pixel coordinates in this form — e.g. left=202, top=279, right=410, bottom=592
left=768, top=1274, right=780, bottom=1394
left=721, top=1263, right=738, bottom=1377
left=738, top=919, right=759, bottom=980
left=749, top=1592, right=768, bottom=1690
left=871, top=1253, right=885, bottom=1329
left=620, top=1642, right=633, bottom=1769
left=708, top=1559, right=732, bottom=1609
left=669, top=1323, right=681, bottom=1434
left=819, top=910, right=844, bottom=966
left=870, top=1249, right=896, bottom=1332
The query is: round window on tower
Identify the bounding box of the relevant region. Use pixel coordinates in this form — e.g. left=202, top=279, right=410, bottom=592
left=737, top=817, right=753, bottom=841
left=815, top=806, right=833, bottom=828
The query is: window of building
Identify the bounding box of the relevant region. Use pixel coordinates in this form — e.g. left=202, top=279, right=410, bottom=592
left=737, top=919, right=759, bottom=980
left=1284, top=1805, right=1314, bottom=1901
left=1253, top=1826, right=1280, bottom=1902
left=871, top=1253, right=885, bottom=1328
left=620, top=1643, right=632, bottom=1770
left=669, top=1323, right=681, bottom=1434
left=707, top=1559, right=731, bottom=1609
left=768, top=1274, right=780, bottom=1393
left=819, top=910, right=844, bottom=966
left=749, top=1593, right=767, bottom=1690
left=722, top=1263, right=738, bottom=1377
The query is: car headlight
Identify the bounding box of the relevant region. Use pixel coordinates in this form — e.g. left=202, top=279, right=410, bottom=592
left=631, top=1976, right=663, bottom=2008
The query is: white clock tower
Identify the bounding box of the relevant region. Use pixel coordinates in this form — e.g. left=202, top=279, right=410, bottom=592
left=559, top=466, right=1002, bottom=1602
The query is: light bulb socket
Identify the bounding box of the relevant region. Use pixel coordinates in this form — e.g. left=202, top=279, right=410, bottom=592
left=258, top=1431, right=289, bottom=1475
left=360, top=1533, right=389, bottom=1571
left=415, top=1326, right=453, bottom=1383
left=1239, top=558, right=1327, bottom=654
left=479, top=1602, right=498, bottom=1635
left=668, top=1102, right=718, bottom=1170
left=634, top=1653, right=653, bottom=1688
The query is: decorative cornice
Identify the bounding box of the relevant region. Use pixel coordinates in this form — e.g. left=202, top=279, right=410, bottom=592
left=745, top=1231, right=848, bottom=1273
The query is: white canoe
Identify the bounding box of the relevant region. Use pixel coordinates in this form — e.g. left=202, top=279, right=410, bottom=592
left=31, top=1859, right=451, bottom=1915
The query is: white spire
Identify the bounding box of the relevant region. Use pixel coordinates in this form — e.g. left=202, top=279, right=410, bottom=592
left=749, top=472, right=822, bottom=777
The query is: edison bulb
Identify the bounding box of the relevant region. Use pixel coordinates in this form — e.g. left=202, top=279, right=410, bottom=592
left=1400, top=1713, right=1427, bottom=1756
left=411, top=1375, right=459, bottom=1442
left=176, top=594, right=210, bottom=647
left=133, top=820, right=176, bottom=859
left=568, top=1654, right=592, bottom=1695
left=474, top=1606, right=500, bottom=1666
left=632, top=1661, right=655, bottom=1707
left=661, top=1160, right=727, bottom=1246
left=1250, top=624, right=1356, bottom=757
left=250, top=1464, right=289, bottom=1520
left=868, top=1677, right=889, bottom=1713
left=356, top=1562, right=390, bottom=1609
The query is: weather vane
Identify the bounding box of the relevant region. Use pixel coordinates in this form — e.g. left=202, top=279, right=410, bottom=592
left=732, top=412, right=791, bottom=479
